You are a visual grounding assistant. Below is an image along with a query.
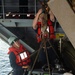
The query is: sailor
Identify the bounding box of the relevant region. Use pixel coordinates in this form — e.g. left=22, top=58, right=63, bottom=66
left=8, top=36, right=31, bottom=75
left=32, top=8, right=57, bottom=67
left=33, top=8, right=55, bottom=43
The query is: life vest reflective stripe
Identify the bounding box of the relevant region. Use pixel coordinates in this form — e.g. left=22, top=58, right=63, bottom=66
left=8, top=44, right=31, bottom=66
left=37, top=20, right=55, bottom=43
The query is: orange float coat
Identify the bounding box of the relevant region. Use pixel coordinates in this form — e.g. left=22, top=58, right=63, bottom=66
left=8, top=44, right=31, bottom=66
left=37, top=19, right=55, bottom=43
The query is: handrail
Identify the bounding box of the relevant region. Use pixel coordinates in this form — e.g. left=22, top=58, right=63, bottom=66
left=0, top=0, right=40, bottom=19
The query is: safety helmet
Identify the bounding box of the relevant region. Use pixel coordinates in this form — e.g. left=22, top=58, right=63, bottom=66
left=8, top=36, right=19, bottom=45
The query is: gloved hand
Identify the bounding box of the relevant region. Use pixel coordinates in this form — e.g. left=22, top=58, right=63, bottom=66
left=22, top=65, right=30, bottom=69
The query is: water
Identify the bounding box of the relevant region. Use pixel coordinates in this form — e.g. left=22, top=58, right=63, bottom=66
left=0, top=38, right=12, bottom=75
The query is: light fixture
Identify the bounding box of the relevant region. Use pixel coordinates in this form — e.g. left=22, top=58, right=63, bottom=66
left=6, top=14, right=9, bottom=16
left=27, top=14, right=30, bottom=17
left=12, top=14, right=16, bottom=17
left=18, top=15, right=20, bottom=17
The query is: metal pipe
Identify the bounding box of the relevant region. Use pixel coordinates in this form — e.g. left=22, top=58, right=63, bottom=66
left=2, top=0, right=5, bottom=19
left=34, top=0, right=37, bottom=15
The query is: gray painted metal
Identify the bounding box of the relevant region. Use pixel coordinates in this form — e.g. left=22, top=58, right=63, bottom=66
left=0, top=19, right=33, bottom=27
left=0, top=25, right=35, bottom=53
left=48, top=0, right=75, bottom=48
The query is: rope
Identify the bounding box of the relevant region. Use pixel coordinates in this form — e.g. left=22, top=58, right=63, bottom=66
left=29, top=38, right=56, bottom=75
left=43, top=38, right=51, bottom=75
left=29, top=39, right=45, bottom=75
left=29, top=1, right=56, bottom=74
left=38, top=0, right=49, bottom=14
left=47, top=39, right=59, bottom=59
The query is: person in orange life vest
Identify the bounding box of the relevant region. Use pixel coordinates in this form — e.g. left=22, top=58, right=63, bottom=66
left=8, top=36, right=31, bottom=75
left=32, top=8, right=55, bottom=43
left=32, top=8, right=57, bottom=67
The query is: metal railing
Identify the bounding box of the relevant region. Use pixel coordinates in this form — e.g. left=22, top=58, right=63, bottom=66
left=0, top=0, right=74, bottom=19
left=0, top=0, right=40, bottom=19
